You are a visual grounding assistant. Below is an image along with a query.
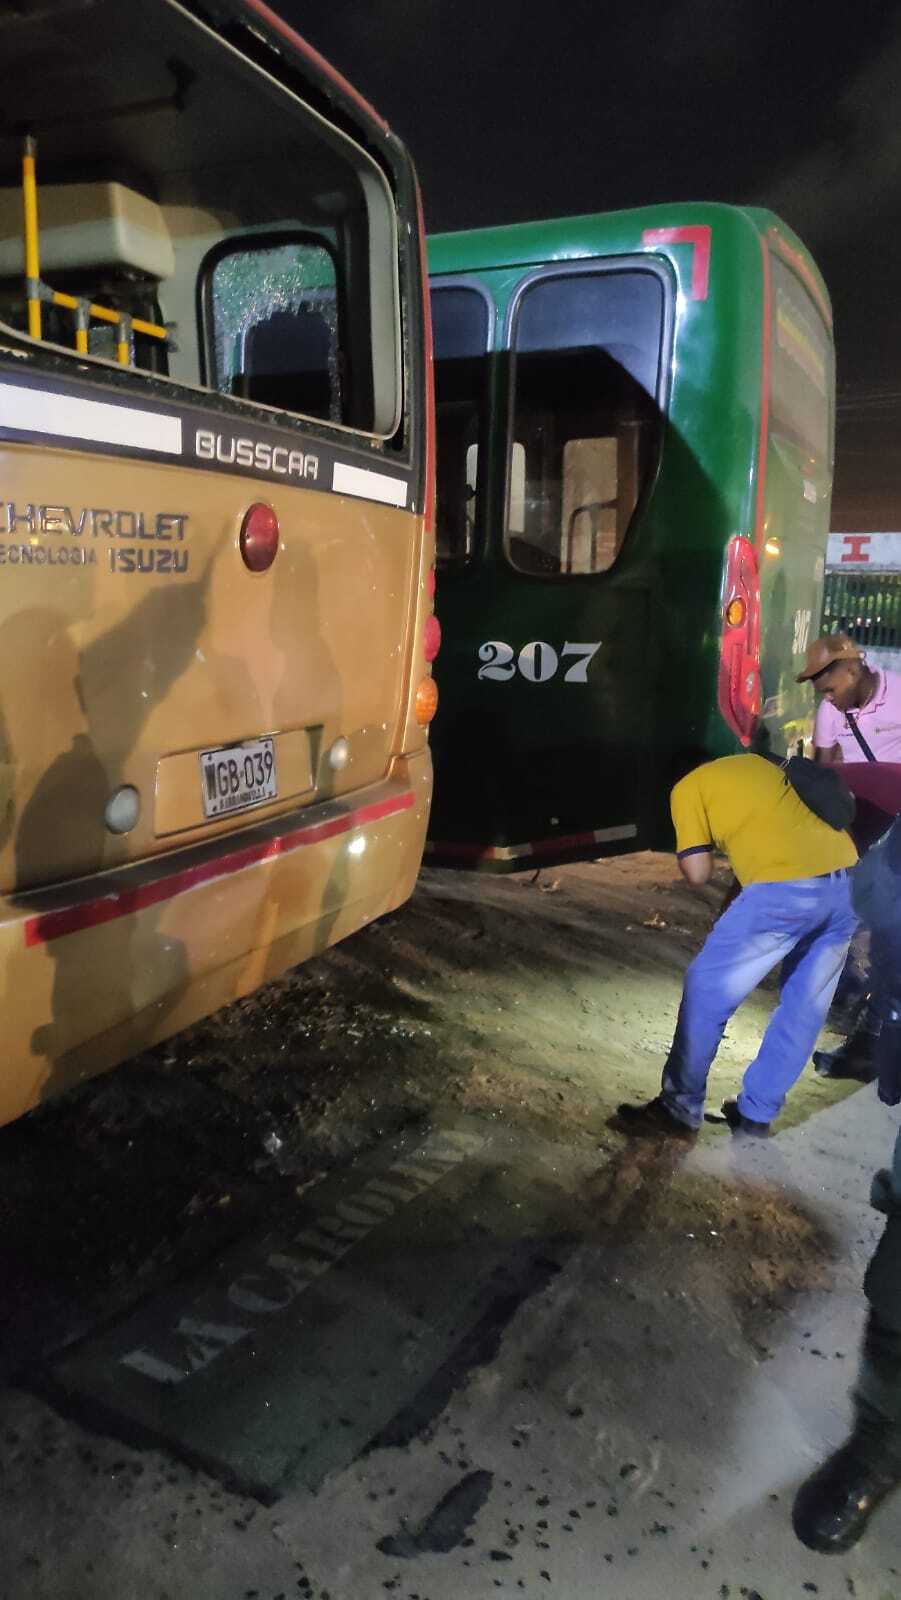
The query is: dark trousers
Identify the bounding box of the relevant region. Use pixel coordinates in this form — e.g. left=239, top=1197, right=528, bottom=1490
left=849, top=835, right=901, bottom=1460
left=857, top=1131, right=901, bottom=1467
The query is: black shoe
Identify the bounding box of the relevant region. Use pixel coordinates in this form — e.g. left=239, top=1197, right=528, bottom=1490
left=720, top=1098, right=770, bottom=1138
left=613, top=1097, right=697, bottom=1141
left=792, top=1439, right=901, bottom=1554
left=812, top=1043, right=878, bottom=1083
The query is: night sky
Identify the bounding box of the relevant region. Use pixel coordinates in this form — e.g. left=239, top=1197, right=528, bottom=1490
left=280, top=0, right=901, bottom=405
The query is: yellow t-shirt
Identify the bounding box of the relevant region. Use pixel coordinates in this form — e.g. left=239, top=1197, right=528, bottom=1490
left=671, top=754, right=857, bottom=886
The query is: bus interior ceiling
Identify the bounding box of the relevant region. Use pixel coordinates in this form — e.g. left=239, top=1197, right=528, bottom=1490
left=0, top=0, right=382, bottom=404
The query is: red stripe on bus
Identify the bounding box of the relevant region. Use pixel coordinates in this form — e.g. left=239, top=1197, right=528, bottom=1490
left=641, top=225, right=711, bottom=300
left=753, top=235, right=772, bottom=552
left=23, top=790, right=415, bottom=948
left=240, top=0, right=389, bottom=134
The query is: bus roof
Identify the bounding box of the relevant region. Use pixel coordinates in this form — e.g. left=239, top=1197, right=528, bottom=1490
left=427, top=202, right=830, bottom=325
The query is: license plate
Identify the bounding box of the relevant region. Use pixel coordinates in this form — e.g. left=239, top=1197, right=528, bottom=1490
left=199, top=737, right=277, bottom=819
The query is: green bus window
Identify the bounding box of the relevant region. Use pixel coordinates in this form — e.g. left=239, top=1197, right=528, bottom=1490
left=769, top=256, right=832, bottom=461
left=506, top=269, right=664, bottom=577
left=431, top=284, right=492, bottom=564
left=208, top=239, right=343, bottom=425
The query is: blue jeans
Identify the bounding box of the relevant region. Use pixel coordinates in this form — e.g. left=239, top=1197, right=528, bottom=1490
left=660, top=872, right=858, bottom=1128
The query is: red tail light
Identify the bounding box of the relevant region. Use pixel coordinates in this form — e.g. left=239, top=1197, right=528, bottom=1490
left=240, top=503, right=280, bottom=572
left=718, top=536, right=760, bottom=746
left=424, top=613, right=441, bottom=662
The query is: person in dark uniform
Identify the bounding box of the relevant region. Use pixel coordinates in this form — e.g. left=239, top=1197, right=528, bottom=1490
left=794, top=793, right=901, bottom=1553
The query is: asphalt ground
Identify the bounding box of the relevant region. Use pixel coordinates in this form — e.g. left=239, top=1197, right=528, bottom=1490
left=0, top=856, right=899, bottom=1598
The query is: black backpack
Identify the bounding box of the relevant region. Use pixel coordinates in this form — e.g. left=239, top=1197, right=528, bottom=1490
left=759, top=752, right=856, bottom=832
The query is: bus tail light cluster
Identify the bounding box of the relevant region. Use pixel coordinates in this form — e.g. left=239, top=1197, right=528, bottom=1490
left=416, top=563, right=440, bottom=725
left=718, top=536, right=761, bottom=746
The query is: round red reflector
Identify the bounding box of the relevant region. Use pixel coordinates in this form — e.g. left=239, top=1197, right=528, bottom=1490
left=240, top=503, right=280, bottom=572
left=725, top=597, right=746, bottom=627
left=424, top=613, right=442, bottom=663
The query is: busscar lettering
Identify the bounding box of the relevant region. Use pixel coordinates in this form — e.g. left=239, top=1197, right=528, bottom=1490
left=194, top=427, right=318, bottom=481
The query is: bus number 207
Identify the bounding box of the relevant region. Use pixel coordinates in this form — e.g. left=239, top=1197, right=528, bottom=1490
left=477, top=640, right=601, bottom=684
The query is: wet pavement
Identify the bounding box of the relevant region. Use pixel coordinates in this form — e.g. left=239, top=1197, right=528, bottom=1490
left=0, top=1090, right=899, bottom=1598
left=46, top=1121, right=562, bottom=1499
left=1, top=858, right=900, bottom=1597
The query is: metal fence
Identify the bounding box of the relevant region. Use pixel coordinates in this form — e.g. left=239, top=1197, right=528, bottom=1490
left=821, top=570, right=901, bottom=650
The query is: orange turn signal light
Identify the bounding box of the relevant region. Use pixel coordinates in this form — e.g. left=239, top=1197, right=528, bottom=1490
left=725, top=597, right=746, bottom=627
left=415, top=676, right=439, bottom=726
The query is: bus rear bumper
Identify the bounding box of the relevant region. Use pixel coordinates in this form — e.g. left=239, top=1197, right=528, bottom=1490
left=0, top=751, right=432, bottom=1129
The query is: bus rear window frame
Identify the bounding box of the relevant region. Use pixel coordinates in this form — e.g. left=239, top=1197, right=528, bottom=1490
left=502, top=256, right=673, bottom=581
left=198, top=227, right=351, bottom=429
left=0, top=0, right=411, bottom=458
left=430, top=273, right=495, bottom=570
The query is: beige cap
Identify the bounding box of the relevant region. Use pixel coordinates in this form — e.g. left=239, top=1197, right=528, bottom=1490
left=796, top=632, right=862, bottom=682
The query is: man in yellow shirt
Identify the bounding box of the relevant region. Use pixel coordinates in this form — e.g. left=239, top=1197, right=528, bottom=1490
left=617, top=753, right=858, bottom=1138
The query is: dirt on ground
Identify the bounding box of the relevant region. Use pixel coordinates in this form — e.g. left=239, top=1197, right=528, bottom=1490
left=0, top=851, right=854, bottom=1377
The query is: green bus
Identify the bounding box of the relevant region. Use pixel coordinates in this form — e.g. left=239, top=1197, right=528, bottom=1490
left=425, top=205, right=835, bottom=868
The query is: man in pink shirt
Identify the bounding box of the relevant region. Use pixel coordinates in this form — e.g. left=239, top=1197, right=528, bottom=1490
left=797, top=635, right=901, bottom=1078
left=799, top=633, right=901, bottom=764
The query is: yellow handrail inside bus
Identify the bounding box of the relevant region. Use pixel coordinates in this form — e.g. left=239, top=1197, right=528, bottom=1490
left=22, top=136, right=41, bottom=341
left=20, top=136, right=169, bottom=367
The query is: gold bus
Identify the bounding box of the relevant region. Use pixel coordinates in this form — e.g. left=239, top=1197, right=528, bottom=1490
left=0, top=0, right=437, bottom=1128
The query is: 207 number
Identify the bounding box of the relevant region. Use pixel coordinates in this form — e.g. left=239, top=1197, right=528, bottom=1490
left=477, top=640, right=601, bottom=684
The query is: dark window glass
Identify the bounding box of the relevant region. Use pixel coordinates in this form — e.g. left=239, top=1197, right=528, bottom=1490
left=431, top=285, right=491, bottom=564
left=507, top=270, right=664, bottom=576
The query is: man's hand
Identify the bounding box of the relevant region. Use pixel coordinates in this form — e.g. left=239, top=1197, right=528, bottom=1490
left=815, top=743, right=842, bottom=765
left=677, top=849, right=713, bottom=887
